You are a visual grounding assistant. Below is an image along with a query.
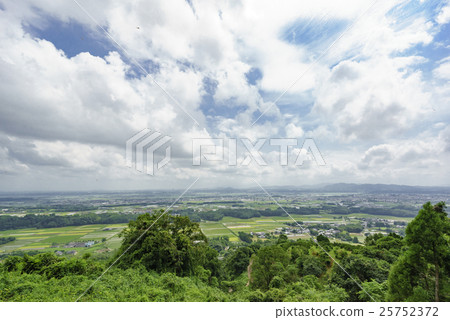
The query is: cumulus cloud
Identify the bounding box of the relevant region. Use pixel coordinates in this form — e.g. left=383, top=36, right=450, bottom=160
left=0, top=7, right=208, bottom=139
left=313, top=57, right=430, bottom=141
left=433, top=58, right=450, bottom=80
left=437, top=2, right=450, bottom=25
left=0, top=0, right=449, bottom=190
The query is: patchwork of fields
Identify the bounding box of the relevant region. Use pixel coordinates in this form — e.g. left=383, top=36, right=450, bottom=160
left=0, top=213, right=412, bottom=254
left=0, top=215, right=315, bottom=253
left=200, top=214, right=345, bottom=241
left=0, top=224, right=127, bottom=255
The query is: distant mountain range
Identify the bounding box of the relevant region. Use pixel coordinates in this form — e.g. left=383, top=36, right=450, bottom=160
left=265, top=183, right=450, bottom=194
left=1, top=183, right=450, bottom=196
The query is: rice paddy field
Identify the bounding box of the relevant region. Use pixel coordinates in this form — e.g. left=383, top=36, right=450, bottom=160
left=0, top=215, right=319, bottom=253
left=0, top=224, right=127, bottom=255
left=0, top=212, right=412, bottom=254
left=199, top=214, right=352, bottom=241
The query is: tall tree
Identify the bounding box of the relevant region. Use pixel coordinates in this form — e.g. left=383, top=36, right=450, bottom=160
left=388, top=202, right=449, bottom=301
left=250, top=245, right=290, bottom=289
left=115, top=210, right=210, bottom=276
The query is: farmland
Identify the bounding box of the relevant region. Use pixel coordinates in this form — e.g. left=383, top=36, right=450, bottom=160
left=0, top=187, right=448, bottom=302
left=0, top=212, right=413, bottom=255
left=0, top=185, right=447, bottom=255
left=0, top=224, right=127, bottom=256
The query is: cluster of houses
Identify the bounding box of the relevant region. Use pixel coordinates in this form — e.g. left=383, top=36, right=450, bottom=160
left=274, top=227, right=310, bottom=236
left=250, top=231, right=267, bottom=239
left=53, top=240, right=97, bottom=256
left=318, top=229, right=340, bottom=237
left=55, top=250, right=77, bottom=256
left=63, top=240, right=96, bottom=248
left=250, top=227, right=313, bottom=239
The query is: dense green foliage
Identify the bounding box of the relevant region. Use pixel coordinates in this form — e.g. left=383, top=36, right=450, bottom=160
left=0, top=237, right=15, bottom=245
left=238, top=232, right=253, bottom=243
left=0, top=202, right=448, bottom=301
left=0, top=213, right=137, bottom=231
left=114, top=210, right=219, bottom=279
left=387, top=202, right=450, bottom=302
left=348, top=206, right=417, bottom=217
left=179, top=205, right=417, bottom=222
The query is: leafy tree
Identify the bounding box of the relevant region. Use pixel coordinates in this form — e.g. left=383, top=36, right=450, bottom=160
left=339, top=223, right=364, bottom=233
left=225, top=246, right=253, bottom=278
left=364, top=233, right=384, bottom=246
left=246, top=289, right=265, bottom=302
left=288, top=275, right=348, bottom=302
left=277, top=234, right=288, bottom=244
left=332, top=254, right=390, bottom=301
left=198, top=211, right=223, bottom=221
left=0, top=237, right=15, bottom=245
left=208, top=236, right=230, bottom=252
left=358, top=280, right=387, bottom=301
left=269, top=275, right=285, bottom=288
left=238, top=232, right=252, bottom=243
left=299, top=255, right=326, bottom=277
left=388, top=202, right=450, bottom=301
left=316, top=234, right=331, bottom=249
left=250, top=246, right=290, bottom=289
left=1, top=252, right=102, bottom=280
left=263, top=288, right=286, bottom=301
left=115, top=210, right=211, bottom=277
left=1, top=256, right=22, bottom=272
left=387, top=252, right=428, bottom=301
left=374, top=233, right=403, bottom=251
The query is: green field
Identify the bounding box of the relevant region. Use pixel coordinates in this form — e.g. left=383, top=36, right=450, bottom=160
left=0, top=224, right=127, bottom=255
left=201, top=213, right=412, bottom=242
left=200, top=216, right=289, bottom=241
left=0, top=212, right=413, bottom=254
left=201, top=214, right=325, bottom=241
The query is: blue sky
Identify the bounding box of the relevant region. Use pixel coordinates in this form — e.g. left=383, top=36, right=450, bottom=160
left=0, top=0, right=450, bottom=191
left=26, top=17, right=113, bottom=58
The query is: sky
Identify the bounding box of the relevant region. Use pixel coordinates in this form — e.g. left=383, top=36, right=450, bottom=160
left=0, top=0, right=450, bottom=191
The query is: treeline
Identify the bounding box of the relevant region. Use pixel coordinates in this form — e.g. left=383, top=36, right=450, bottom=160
left=37, top=204, right=97, bottom=212
left=323, top=204, right=417, bottom=217
left=177, top=207, right=321, bottom=222
left=0, top=237, right=15, bottom=245
left=176, top=205, right=417, bottom=222
left=0, top=213, right=137, bottom=231
left=348, top=206, right=417, bottom=217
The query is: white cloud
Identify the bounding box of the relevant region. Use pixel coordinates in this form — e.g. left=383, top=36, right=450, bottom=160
left=285, top=123, right=304, bottom=138
left=433, top=59, right=450, bottom=80
left=0, top=7, right=208, bottom=142
left=437, top=2, right=450, bottom=25
left=313, top=56, right=430, bottom=141
left=0, top=0, right=449, bottom=190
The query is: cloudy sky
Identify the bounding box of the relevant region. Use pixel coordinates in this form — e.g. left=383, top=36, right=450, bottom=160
left=0, top=0, right=450, bottom=192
